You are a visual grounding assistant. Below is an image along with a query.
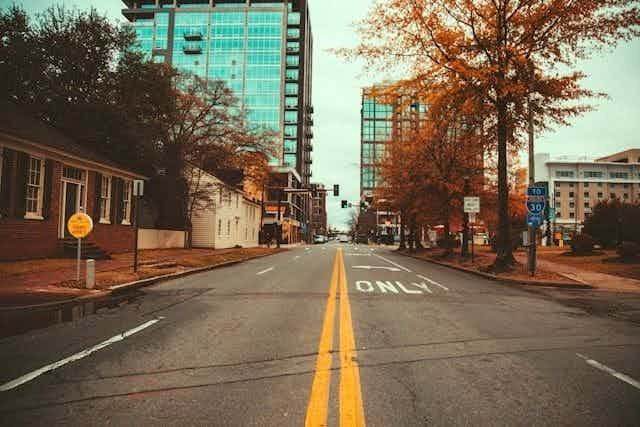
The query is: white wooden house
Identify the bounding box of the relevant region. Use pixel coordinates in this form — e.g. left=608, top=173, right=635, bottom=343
left=189, top=167, right=261, bottom=249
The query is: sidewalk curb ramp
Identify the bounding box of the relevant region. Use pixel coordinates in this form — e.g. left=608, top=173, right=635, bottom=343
left=0, top=250, right=286, bottom=338
left=399, top=252, right=594, bottom=290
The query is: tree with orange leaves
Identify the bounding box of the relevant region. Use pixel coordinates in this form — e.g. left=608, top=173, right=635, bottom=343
left=341, top=0, right=640, bottom=270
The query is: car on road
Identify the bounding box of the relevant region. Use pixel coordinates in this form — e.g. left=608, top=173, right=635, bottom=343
left=338, top=234, right=350, bottom=243
left=313, top=235, right=328, bottom=244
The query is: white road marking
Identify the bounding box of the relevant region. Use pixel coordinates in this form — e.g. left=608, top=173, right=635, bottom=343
left=353, top=265, right=401, bottom=272
left=417, top=274, right=449, bottom=291
left=346, top=253, right=372, bottom=257
left=412, top=282, right=433, bottom=294
left=356, top=280, right=375, bottom=292
left=374, top=254, right=412, bottom=272
left=395, top=281, right=422, bottom=294
left=577, top=353, right=640, bottom=390
left=0, top=318, right=163, bottom=392
left=294, top=256, right=301, bottom=260
left=256, top=267, right=274, bottom=275
left=376, top=281, right=399, bottom=293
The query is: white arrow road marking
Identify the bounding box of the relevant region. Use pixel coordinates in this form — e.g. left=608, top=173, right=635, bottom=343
left=417, top=274, right=449, bottom=291
left=353, top=266, right=401, bottom=272
left=0, top=317, right=164, bottom=392
left=257, top=267, right=274, bottom=275
left=374, top=254, right=412, bottom=272
left=577, top=353, right=640, bottom=390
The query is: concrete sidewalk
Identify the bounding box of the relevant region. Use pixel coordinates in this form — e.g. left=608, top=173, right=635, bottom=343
left=514, top=252, right=640, bottom=292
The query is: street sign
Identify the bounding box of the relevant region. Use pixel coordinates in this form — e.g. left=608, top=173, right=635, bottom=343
left=67, top=212, right=93, bottom=239
left=527, top=213, right=544, bottom=229
left=464, top=196, right=480, bottom=213
left=333, top=184, right=340, bottom=197
left=527, top=186, right=547, bottom=197
left=526, top=198, right=546, bottom=214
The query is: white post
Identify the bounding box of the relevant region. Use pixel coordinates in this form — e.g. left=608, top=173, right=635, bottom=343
left=76, top=238, right=81, bottom=282
left=86, top=259, right=95, bottom=289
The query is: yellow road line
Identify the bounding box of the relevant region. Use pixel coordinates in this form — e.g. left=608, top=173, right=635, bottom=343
left=338, top=249, right=366, bottom=427
left=305, top=250, right=340, bottom=427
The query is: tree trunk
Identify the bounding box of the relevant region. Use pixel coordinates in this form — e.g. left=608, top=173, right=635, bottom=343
left=492, top=99, right=516, bottom=271
left=408, top=216, right=416, bottom=252
left=399, top=209, right=406, bottom=250
left=415, top=223, right=424, bottom=250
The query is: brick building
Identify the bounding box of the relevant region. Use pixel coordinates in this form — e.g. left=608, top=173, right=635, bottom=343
left=0, top=103, right=146, bottom=260
left=310, top=182, right=327, bottom=236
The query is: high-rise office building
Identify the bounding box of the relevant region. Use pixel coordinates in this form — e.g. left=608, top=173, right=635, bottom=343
left=121, top=0, right=313, bottom=178
left=122, top=0, right=314, bottom=241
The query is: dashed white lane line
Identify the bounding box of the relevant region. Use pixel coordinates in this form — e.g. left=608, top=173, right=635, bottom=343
left=294, top=255, right=301, bottom=260
left=0, top=318, right=164, bottom=392
left=256, top=267, right=274, bottom=275
left=374, top=254, right=412, bottom=273
left=417, top=274, right=449, bottom=291
left=576, top=353, right=640, bottom=390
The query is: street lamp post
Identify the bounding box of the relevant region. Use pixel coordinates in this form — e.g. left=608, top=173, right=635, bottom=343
left=462, top=175, right=470, bottom=257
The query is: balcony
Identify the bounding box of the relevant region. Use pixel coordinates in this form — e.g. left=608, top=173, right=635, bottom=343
left=305, top=158, right=313, bottom=165
left=304, top=142, right=313, bottom=151
left=285, top=102, right=298, bottom=111
left=305, top=131, right=314, bottom=139
left=183, top=29, right=203, bottom=41
left=183, top=42, right=202, bottom=54
left=306, top=106, right=314, bottom=114
left=286, top=46, right=300, bottom=54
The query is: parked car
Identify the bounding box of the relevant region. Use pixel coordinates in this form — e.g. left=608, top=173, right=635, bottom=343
left=354, top=234, right=369, bottom=244
left=313, top=235, right=328, bottom=244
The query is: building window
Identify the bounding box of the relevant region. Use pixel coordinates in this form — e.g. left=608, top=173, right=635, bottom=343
left=218, top=219, right=222, bottom=235
left=583, top=192, right=589, bottom=198
left=556, top=171, right=574, bottom=178
left=584, top=202, right=589, bottom=208
left=569, top=202, right=575, bottom=208
left=584, top=182, right=589, bottom=188
left=623, top=183, right=630, bottom=189
left=122, top=180, right=132, bottom=224
left=584, top=171, right=603, bottom=178
left=569, top=183, right=574, bottom=188
left=624, top=193, right=629, bottom=199
left=610, top=183, right=616, bottom=188
left=597, top=192, right=603, bottom=198
left=555, top=191, right=561, bottom=197
left=569, top=192, right=574, bottom=198
left=227, top=220, right=231, bottom=236
left=556, top=211, right=562, bottom=218
left=610, top=193, right=616, bottom=199
left=25, top=156, right=45, bottom=218
left=100, top=175, right=112, bottom=223
left=569, top=212, right=575, bottom=219
left=610, top=172, right=629, bottom=179
left=556, top=201, right=561, bottom=208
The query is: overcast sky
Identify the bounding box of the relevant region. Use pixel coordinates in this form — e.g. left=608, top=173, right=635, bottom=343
left=4, top=0, right=640, bottom=229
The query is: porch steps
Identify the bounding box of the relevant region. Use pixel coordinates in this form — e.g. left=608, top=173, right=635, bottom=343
left=61, top=239, right=111, bottom=260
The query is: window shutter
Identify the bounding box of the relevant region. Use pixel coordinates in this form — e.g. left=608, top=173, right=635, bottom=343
left=93, top=172, right=102, bottom=222
left=110, top=177, right=119, bottom=225
left=14, top=152, right=29, bottom=218
left=41, top=159, right=53, bottom=219
left=116, top=178, right=125, bottom=224
left=0, top=148, right=13, bottom=217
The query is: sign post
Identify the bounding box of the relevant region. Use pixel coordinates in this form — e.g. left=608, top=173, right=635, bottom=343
left=133, top=180, right=144, bottom=273
left=67, top=211, right=94, bottom=284
left=526, top=186, right=547, bottom=276
left=464, top=197, right=480, bottom=263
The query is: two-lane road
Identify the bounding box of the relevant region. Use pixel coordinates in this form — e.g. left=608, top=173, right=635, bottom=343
left=1, top=244, right=639, bottom=426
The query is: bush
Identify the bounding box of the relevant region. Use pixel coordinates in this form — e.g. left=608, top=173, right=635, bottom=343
left=570, top=234, right=595, bottom=255
left=617, top=241, right=640, bottom=258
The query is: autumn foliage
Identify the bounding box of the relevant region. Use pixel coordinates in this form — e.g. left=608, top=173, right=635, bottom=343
left=341, top=0, right=640, bottom=270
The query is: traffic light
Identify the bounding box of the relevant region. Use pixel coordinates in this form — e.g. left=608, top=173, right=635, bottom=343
left=341, top=200, right=348, bottom=209
left=333, top=184, right=339, bottom=197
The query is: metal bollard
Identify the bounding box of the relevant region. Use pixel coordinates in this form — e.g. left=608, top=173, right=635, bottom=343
left=86, top=259, right=95, bottom=289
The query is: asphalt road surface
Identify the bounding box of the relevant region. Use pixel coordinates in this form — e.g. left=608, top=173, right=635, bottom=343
left=1, top=243, right=639, bottom=426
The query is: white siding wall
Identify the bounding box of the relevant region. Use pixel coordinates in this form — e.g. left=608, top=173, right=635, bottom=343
left=189, top=167, right=260, bottom=249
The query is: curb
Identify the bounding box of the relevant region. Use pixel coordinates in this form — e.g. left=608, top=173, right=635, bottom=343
left=0, top=249, right=286, bottom=338
left=399, top=252, right=594, bottom=290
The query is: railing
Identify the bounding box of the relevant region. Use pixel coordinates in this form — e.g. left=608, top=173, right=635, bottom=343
left=183, top=42, right=202, bottom=54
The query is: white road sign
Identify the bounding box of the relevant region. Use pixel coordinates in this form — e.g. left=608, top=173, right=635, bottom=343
left=464, top=196, right=480, bottom=213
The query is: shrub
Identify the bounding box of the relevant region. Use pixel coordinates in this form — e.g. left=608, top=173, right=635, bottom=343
left=570, top=234, right=595, bottom=255
left=617, top=241, right=640, bottom=258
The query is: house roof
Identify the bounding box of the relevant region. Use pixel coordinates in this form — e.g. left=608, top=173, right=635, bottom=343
left=0, top=100, right=143, bottom=177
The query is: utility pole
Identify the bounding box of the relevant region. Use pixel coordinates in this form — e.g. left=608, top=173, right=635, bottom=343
left=527, top=96, right=537, bottom=276
left=276, top=188, right=282, bottom=249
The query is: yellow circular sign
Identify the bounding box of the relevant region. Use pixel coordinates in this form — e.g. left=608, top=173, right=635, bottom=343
left=67, top=213, right=94, bottom=239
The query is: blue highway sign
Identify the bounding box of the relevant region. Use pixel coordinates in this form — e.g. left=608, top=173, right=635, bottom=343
left=527, top=186, right=547, bottom=197
left=527, top=213, right=544, bottom=229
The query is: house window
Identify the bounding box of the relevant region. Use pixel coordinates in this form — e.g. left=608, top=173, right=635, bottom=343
left=100, top=175, right=112, bottom=222
left=122, top=180, right=132, bottom=224
left=25, top=156, right=45, bottom=218
left=236, top=194, right=239, bottom=208
left=227, top=220, right=231, bottom=236
left=218, top=219, right=222, bottom=235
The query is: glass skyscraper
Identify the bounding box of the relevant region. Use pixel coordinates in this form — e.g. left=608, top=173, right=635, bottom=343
left=122, top=0, right=313, bottom=185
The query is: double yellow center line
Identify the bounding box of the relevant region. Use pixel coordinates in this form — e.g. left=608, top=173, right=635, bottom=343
left=305, top=248, right=366, bottom=427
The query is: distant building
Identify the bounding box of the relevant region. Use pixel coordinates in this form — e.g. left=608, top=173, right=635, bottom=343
left=535, top=150, right=640, bottom=236
left=262, top=166, right=304, bottom=244
left=0, top=102, right=146, bottom=260
left=310, top=183, right=326, bottom=236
